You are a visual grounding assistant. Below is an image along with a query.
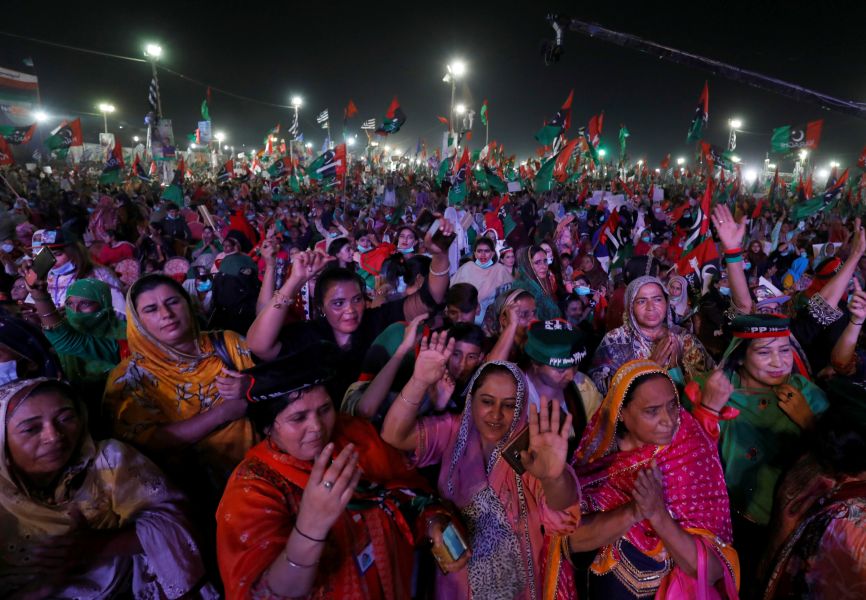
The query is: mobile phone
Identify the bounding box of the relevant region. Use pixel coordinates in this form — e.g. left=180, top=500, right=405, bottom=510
left=32, top=246, right=57, bottom=280
left=441, top=522, right=468, bottom=561
left=414, top=209, right=436, bottom=235
left=432, top=229, right=456, bottom=252
left=502, top=426, right=530, bottom=475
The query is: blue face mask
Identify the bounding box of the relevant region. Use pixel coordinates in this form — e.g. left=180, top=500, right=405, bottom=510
left=246, top=213, right=256, bottom=221
left=800, top=252, right=807, bottom=259
left=780, top=250, right=790, bottom=256
left=575, top=286, right=592, bottom=296
left=399, top=247, right=413, bottom=255
left=641, top=236, right=651, bottom=243
left=357, top=244, right=370, bottom=253
left=475, top=259, right=494, bottom=269
left=50, top=261, right=75, bottom=276
left=719, top=286, right=731, bottom=296
left=1, top=243, right=13, bottom=253
left=744, top=262, right=752, bottom=270
left=328, top=232, right=338, bottom=238
left=196, top=279, right=213, bottom=293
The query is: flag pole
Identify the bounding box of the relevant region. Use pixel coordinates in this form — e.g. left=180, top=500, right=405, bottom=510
left=485, top=117, right=489, bottom=147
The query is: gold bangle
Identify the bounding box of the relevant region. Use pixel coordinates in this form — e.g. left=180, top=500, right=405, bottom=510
left=429, top=266, right=450, bottom=277
left=400, top=390, right=423, bottom=407
left=283, top=551, right=318, bottom=569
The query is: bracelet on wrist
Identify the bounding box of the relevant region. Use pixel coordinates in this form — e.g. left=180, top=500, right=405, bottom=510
left=283, top=551, right=318, bottom=569
left=429, top=266, right=450, bottom=277
left=294, top=524, right=327, bottom=543
left=723, top=247, right=743, bottom=256
left=851, top=318, right=865, bottom=326
left=400, top=389, right=423, bottom=407
left=724, top=254, right=743, bottom=264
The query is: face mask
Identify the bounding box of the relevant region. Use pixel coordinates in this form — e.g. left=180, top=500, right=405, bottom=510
left=719, top=286, right=731, bottom=296
left=246, top=213, right=256, bottom=221
left=67, top=309, right=110, bottom=334
left=167, top=214, right=178, bottom=220
left=575, top=286, right=592, bottom=296
left=546, top=257, right=554, bottom=265
left=475, top=259, right=494, bottom=269
left=780, top=250, right=790, bottom=256
left=744, top=262, right=752, bottom=270
left=0, top=360, right=17, bottom=385
left=1, top=243, right=13, bottom=253
left=800, top=252, right=807, bottom=259
left=86, top=207, right=95, bottom=214
left=399, top=247, right=413, bottom=255
left=50, top=261, right=75, bottom=276
left=357, top=244, right=370, bottom=253
left=197, top=279, right=213, bottom=293
left=641, top=236, right=650, bottom=243
left=328, top=232, right=338, bottom=239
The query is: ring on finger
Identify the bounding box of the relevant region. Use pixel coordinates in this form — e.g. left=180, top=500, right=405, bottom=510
left=322, top=480, right=334, bottom=490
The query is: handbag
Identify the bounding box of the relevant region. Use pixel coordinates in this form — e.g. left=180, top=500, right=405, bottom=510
left=655, top=536, right=739, bottom=600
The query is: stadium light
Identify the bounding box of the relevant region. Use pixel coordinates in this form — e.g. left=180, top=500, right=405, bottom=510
left=455, top=103, right=466, bottom=115
left=728, top=118, right=743, bottom=129
left=448, top=60, right=467, bottom=78
left=744, top=169, right=758, bottom=183
left=215, top=131, right=226, bottom=143
left=598, top=149, right=607, bottom=158
left=817, top=168, right=829, bottom=179
left=144, top=43, right=162, bottom=59
left=33, top=110, right=49, bottom=122
left=676, top=157, right=685, bottom=165
left=799, top=149, right=809, bottom=161
left=291, top=96, right=303, bottom=108
left=133, top=136, right=140, bottom=142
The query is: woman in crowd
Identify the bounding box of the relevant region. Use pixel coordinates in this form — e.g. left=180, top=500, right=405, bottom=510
left=217, top=348, right=452, bottom=600
left=0, top=377, right=217, bottom=599
left=589, top=275, right=714, bottom=395
left=666, top=274, right=691, bottom=326
left=0, top=312, right=62, bottom=385
left=451, top=236, right=514, bottom=323
left=513, top=245, right=561, bottom=320
left=29, top=228, right=126, bottom=317
left=191, top=225, right=223, bottom=265
left=764, top=392, right=866, bottom=598
left=103, top=274, right=255, bottom=488
left=326, top=236, right=356, bottom=270
left=382, top=332, right=582, bottom=600
left=569, top=360, right=739, bottom=599
left=247, top=221, right=452, bottom=400
left=698, top=314, right=828, bottom=593
left=395, top=225, right=419, bottom=256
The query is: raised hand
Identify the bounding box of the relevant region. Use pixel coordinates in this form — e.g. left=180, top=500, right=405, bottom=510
left=425, top=217, right=455, bottom=255
left=520, top=399, right=573, bottom=483
left=295, top=443, right=362, bottom=539
left=851, top=218, right=866, bottom=258
left=286, top=250, right=335, bottom=287
left=700, top=370, right=734, bottom=413
left=412, top=332, right=456, bottom=388
left=396, top=313, right=428, bottom=357
left=710, top=204, right=746, bottom=252
left=260, top=237, right=280, bottom=266
left=849, top=279, right=866, bottom=322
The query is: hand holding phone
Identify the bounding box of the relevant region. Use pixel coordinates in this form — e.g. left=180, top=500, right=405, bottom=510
left=30, top=247, right=57, bottom=281
left=429, top=516, right=470, bottom=574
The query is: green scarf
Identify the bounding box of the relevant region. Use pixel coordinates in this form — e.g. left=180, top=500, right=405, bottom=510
left=65, top=279, right=126, bottom=340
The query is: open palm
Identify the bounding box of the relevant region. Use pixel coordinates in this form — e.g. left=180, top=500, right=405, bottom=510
left=521, top=399, right=573, bottom=482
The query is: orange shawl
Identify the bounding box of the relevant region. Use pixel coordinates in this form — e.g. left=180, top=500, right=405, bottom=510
left=217, top=415, right=431, bottom=600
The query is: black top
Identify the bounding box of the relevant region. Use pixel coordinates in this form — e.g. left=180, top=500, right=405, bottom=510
left=276, top=298, right=407, bottom=401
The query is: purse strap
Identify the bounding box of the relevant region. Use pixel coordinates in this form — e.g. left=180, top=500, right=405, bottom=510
left=208, top=330, right=237, bottom=371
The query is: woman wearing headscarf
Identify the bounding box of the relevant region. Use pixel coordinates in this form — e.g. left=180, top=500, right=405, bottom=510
left=451, top=236, right=514, bottom=324
left=666, top=274, right=691, bottom=326
left=103, top=274, right=255, bottom=489
left=0, top=311, right=62, bottom=385
left=568, top=360, right=739, bottom=599
left=513, top=245, right=562, bottom=321
left=0, top=378, right=217, bottom=599
left=589, top=275, right=714, bottom=396
left=382, top=333, right=582, bottom=600
left=217, top=346, right=452, bottom=600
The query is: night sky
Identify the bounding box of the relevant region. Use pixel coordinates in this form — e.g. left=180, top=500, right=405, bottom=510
left=3, top=1, right=866, bottom=174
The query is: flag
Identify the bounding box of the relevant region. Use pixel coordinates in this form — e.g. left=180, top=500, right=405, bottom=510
left=0, top=136, right=14, bottom=166
left=201, top=94, right=210, bottom=121
left=98, top=141, right=125, bottom=184
left=480, top=100, right=489, bottom=127
left=217, top=159, right=234, bottom=182
left=588, top=112, right=604, bottom=147
left=770, top=120, right=823, bottom=153
left=375, top=98, right=406, bottom=135
left=676, top=236, right=719, bottom=276
left=790, top=169, right=848, bottom=221
left=437, top=115, right=450, bottom=127
left=681, top=180, right=713, bottom=252
left=448, top=148, right=470, bottom=204
left=45, top=118, right=83, bottom=155
left=484, top=166, right=508, bottom=193
left=0, top=65, right=40, bottom=126
left=553, top=138, right=580, bottom=183
left=700, top=142, right=734, bottom=171
left=316, top=109, right=329, bottom=125
left=858, top=146, right=866, bottom=171
left=344, top=99, right=358, bottom=120
left=268, top=157, right=291, bottom=179
left=686, top=81, right=709, bottom=143
left=132, top=154, right=151, bottom=183
left=0, top=123, right=35, bottom=145
left=288, top=111, right=300, bottom=138
left=618, top=125, right=630, bottom=161
left=160, top=157, right=185, bottom=207
left=436, top=157, right=452, bottom=187
left=661, top=153, right=671, bottom=170
left=361, top=118, right=376, bottom=130
left=535, top=90, right=573, bottom=146
left=307, top=144, right=347, bottom=181
left=147, top=77, right=159, bottom=118
left=534, top=152, right=560, bottom=192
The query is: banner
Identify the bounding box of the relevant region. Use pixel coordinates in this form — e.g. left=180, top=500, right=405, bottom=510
left=197, top=120, right=212, bottom=143
left=0, top=66, right=39, bottom=127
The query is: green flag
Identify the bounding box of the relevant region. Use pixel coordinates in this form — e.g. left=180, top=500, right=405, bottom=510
left=618, top=125, right=630, bottom=162
left=201, top=99, right=210, bottom=121
left=485, top=166, right=508, bottom=193
left=770, top=120, right=823, bottom=154
left=790, top=196, right=835, bottom=221
left=290, top=173, right=301, bottom=193
left=161, top=185, right=183, bottom=207
left=480, top=100, right=489, bottom=127
left=534, top=154, right=558, bottom=192
left=436, top=157, right=452, bottom=187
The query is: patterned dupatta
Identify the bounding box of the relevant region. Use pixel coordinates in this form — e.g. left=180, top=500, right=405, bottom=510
left=573, top=360, right=740, bottom=595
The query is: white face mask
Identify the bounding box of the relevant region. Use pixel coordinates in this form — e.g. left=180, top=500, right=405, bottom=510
left=0, top=360, right=17, bottom=385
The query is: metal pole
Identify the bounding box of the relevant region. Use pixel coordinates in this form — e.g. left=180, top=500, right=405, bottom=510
left=486, top=119, right=489, bottom=147
left=151, top=60, right=162, bottom=118
left=102, top=111, right=108, bottom=134
left=449, top=78, right=456, bottom=135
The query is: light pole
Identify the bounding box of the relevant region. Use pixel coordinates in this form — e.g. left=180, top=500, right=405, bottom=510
left=290, top=95, right=302, bottom=165
left=728, top=118, right=742, bottom=151
left=98, top=103, right=115, bottom=134
left=144, top=43, right=163, bottom=162
left=443, top=59, right=466, bottom=134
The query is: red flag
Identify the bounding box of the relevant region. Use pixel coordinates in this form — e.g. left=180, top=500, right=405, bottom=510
left=676, top=237, right=719, bottom=275
left=588, top=112, right=604, bottom=147
left=752, top=198, right=766, bottom=219
left=437, top=115, right=449, bottom=126
left=454, top=147, right=470, bottom=174
left=804, top=120, right=824, bottom=151
left=0, top=136, right=14, bottom=166
left=344, top=99, right=358, bottom=119
left=661, top=154, right=671, bottom=170
left=554, top=138, right=580, bottom=182
left=385, top=97, right=400, bottom=119
left=110, top=139, right=124, bottom=169
left=561, top=89, right=574, bottom=131
left=804, top=174, right=813, bottom=198
left=465, top=131, right=473, bottom=142
left=195, top=129, right=201, bottom=144
left=59, top=118, right=84, bottom=146
left=149, top=160, right=157, bottom=176
left=333, top=144, right=347, bottom=178
left=599, top=208, right=620, bottom=245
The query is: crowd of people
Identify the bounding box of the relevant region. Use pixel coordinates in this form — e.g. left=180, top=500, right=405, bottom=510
left=0, top=160, right=864, bottom=599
